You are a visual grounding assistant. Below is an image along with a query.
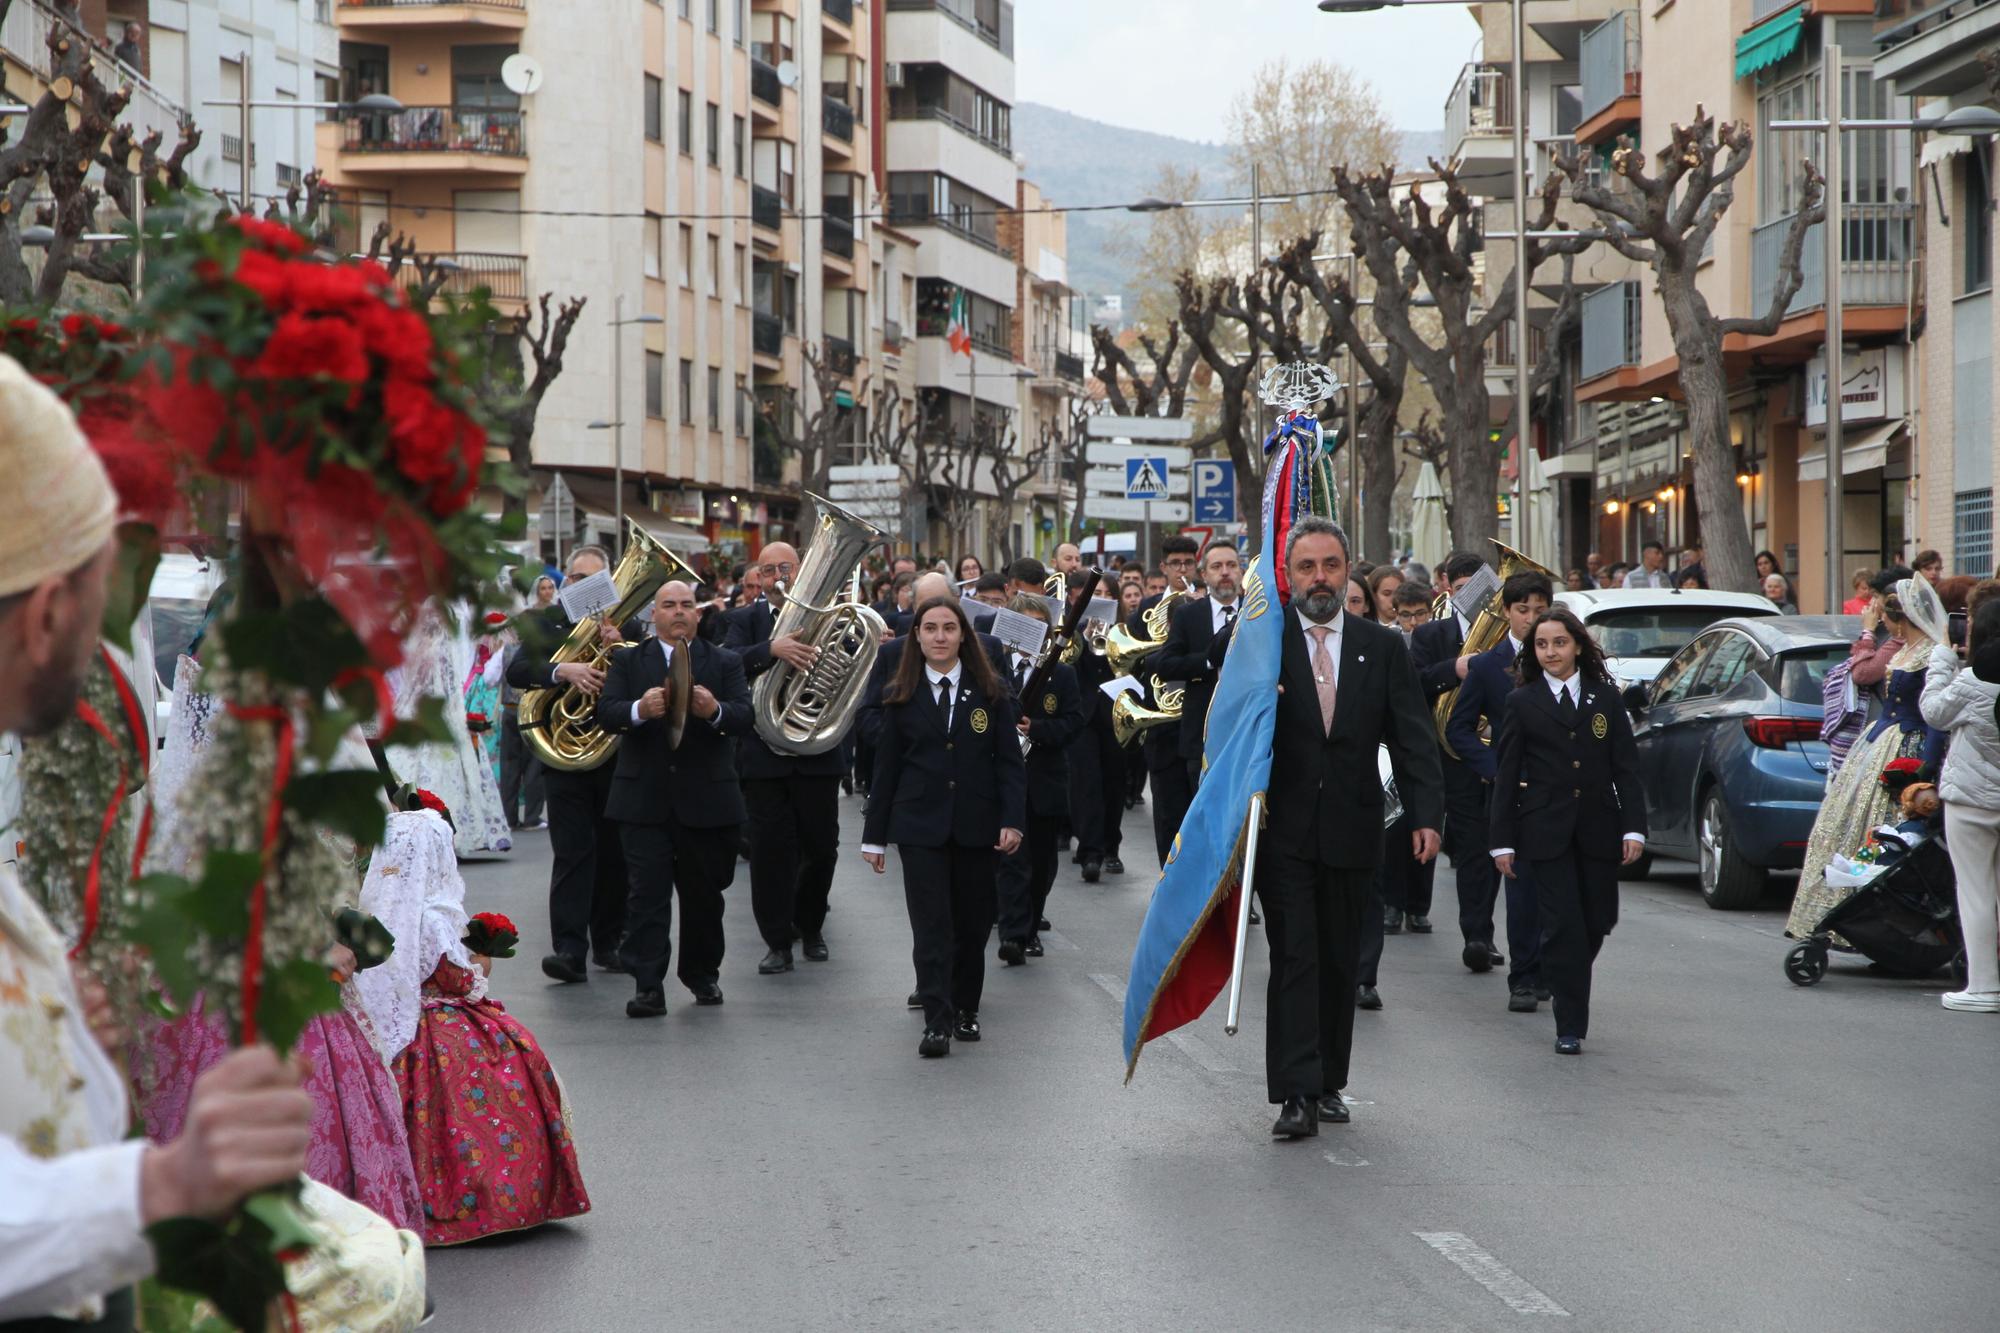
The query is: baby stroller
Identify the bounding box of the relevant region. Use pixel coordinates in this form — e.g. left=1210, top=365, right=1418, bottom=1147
left=1784, top=828, right=1963, bottom=986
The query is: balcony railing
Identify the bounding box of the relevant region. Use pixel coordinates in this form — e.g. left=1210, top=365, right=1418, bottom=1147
left=1579, top=281, right=1643, bottom=382
left=1751, top=0, right=1801, bottom=21
left=1580, top=11, right=1640, bottom=124
left=1444, top=64, right=1511, bottom=156
left=1485, top=317, right=1548, bottom=372
left=1751, top=203, right=1916, bottom=316
left=886, top=0, right=1014, bottom=56
left=888, top=103, right=1011, bottom=155
left=751, top=58, right=780, bottom=107
left=823, top=213, right=854, bottom=259
left=341, top=105, right=525, bottom=156
left=826, top=335, right=857, bottom=376
left=823, top=0, right=853, bottom=24
left=823, top=93, right=854, bottom=142
left=342, top=0, right=527, bottom=10
left=754, top=312, right=784, bottom=357
left=752, top=185, right=784, bottom=231
left=420, top=252, right=526, bottom=302
left=0, top=0, right=186, bottom=147
left=1054, top=349, right=1085, bottom=382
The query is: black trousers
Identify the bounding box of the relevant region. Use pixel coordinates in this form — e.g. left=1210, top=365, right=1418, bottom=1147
left=1503, top=863, right=1543, bottom=990
left=1147, top=758, right=1194, bottom=866
left=1358, top=867, right=1387, bottom=989
left=1446, top=762, right=1499, bottom=944
left=1066, top=715, right=1125, bottom=860
left=545, top=763, right=626, bottom=963
left=997, top=811, right=1061, bottom=944
left=499, top=706, right=545, bottom=826
left=1530, top=851, right=1620, bottom=1039
left=1379, top=811, right=1434, bottom=917
left=1259, top=847, right=1372, bottom=1103
left=617, top=818, right=739, bottom=993
left=900, top=841, right=997, bottom=1031
left=744, top=774, right=840, bottom=952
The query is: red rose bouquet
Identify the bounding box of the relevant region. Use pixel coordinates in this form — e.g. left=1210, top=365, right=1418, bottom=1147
left=466, top=711, right=492, bottom=734
left=1880, top=757, right=1925, bottom=795
left=463, top=911, right=519, bottom=960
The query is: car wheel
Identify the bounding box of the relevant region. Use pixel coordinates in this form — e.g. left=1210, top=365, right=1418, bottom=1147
left=1697, top=788, right=1766, bottom=910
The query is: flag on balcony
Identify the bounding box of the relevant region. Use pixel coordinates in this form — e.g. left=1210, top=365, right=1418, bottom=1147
left=945, top=288, right=974, bottom=360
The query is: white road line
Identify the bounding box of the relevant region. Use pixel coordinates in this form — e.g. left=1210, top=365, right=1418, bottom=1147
left=1165, top=1030, right=1234, bottom=1072
left=1088, top=973, right=1127, bottom=1003
left=1415, top=1232, right=1571, bottom=1317
left=1323, top=1148, right=1370, bottom=1167
left=1038, top=929, right=1079, bottom=951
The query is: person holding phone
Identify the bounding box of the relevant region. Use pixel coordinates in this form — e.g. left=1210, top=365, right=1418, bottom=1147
left=860, top=597, right=1026, bottom=1058
left=1489, top=609, right=1648, bottom=1055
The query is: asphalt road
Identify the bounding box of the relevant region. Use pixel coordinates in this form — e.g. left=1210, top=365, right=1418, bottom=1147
left=427, top=793, right=1998, bottom=1332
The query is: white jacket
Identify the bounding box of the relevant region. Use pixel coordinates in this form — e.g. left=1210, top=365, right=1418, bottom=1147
left=1919, top=645, right=2000, bottom=811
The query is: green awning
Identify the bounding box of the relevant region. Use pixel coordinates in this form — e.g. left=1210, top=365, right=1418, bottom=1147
left=1735, top=5, right=1804, bottom=80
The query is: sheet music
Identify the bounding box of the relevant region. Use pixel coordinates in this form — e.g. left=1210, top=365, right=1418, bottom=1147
left=1100, top=675, right=1144, bottom=701
left=1450, top=565, right=1500, bottom=622
left=1085, top=596, right=1118, bottom=625
left=988, top=607, right=1050, bottom=660
left=557, top=569, right=620, bottom=623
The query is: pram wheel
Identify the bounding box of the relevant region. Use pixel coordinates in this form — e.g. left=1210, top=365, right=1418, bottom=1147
left=1785, top=941, right=1828, bottom=987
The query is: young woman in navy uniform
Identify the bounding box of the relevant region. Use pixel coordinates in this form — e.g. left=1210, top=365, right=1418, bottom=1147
left=1489, top=608, right=1647, bottom=1054
left=862, top=597, right=1027, bottom=1057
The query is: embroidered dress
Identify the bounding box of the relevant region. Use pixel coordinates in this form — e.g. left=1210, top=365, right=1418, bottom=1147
left=385, top=607, right=512, bottom=858
left=463, top=638, right=503, bottom=785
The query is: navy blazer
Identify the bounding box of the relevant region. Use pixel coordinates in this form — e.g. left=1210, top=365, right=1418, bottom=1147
left=1011, top=655, right=1085, bottom=816
left=1408, top=610, right=1467, bottom=703
left=857, top=631, right=1008, bottom=749
left=505, top=605, right=648, bottom=692
left=721, top=597, right=845, bottom=779
left=1488, top=677, right=1648, bottom=862
left=864, top=671, right=1027, bottom=848
left=595, top=636, right=753, bottom=827
left=1445, top=639, right=1523, bottom=783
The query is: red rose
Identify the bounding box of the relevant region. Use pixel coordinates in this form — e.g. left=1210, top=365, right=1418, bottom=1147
left=285, top=262, right=380, bottom=317
left=353, top=301, right=436, bottom=384
left=471, top=911, right=517, bottom=936
left=484, top=611, right=508, bottom=627
left=232, top=248, right=292, bottom=307
left=228, top=215, right=310, bottom=255
left=61, top=313, right=127, bottom=342
left=416, top=789, right=450, bottom=817
left=254, top=312, right=370, bottom=388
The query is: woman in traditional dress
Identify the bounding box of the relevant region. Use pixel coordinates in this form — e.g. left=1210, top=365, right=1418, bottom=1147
left=463, top=611, right=508, bottom=784
left=384, top=604, right=512, bottom=857
left=355, top=807, right=590, bottom=1245
left=1787, top=580, right=1945, bottom=938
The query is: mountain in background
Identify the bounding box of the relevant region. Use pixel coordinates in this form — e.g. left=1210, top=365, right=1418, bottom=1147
left=1013, top=102, right=1443, bottom=323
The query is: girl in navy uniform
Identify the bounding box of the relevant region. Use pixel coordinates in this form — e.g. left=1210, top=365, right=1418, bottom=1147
left=862, top=597, right=1027, bottom=1057
left=1489, top=609, right=1647, bottom=1054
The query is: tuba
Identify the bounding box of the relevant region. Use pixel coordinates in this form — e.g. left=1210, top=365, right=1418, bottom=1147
left=1432, top=539, right=1558, bottom=759
left=519, top=520, right=699, bottom=772
left=751, top=493, right=887, bottom=755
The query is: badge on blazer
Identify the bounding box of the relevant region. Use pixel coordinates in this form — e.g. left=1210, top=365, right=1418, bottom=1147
left=1591, top=712, right=1608, bottom=739
left=970, top=707, right=990, bottom=734
left=1042, top=692, right=1058, bottom=715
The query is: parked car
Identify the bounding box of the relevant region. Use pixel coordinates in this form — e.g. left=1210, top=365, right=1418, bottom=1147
left=1556, top=588, right=1781, bottom=693
left=1622, top=615, right=1860, bottom=908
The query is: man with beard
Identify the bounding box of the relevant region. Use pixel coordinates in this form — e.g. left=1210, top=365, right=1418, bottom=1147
left=1261, top=516, right=1441, bottom=1139
left=1052, top=542, right=1082, bottom=578
left=0, top=357, right=315, bottom=1322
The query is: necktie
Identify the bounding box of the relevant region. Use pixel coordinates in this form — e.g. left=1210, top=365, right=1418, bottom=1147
left=1558, top=684, right=1578, bottom=725
left=936, top=678, right=952, bottom=730
left=1308, top=625, right=1337, bottom=735
left=1222, top=604, right=1238, bottom=630
left=1017, top=657, right=1032, bottom=694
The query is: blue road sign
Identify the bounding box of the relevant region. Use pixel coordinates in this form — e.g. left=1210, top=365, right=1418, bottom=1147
left=1192, top=459, right=1235, bottom=523
left=1124, top=456, right=1170, bottom=500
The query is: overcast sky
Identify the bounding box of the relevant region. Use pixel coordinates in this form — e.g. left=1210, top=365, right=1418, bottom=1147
left=1014, top=0, right=1481, bottom=143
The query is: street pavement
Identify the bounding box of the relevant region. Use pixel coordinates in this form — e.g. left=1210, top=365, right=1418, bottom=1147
left=429, top=792, right=1999, bottom=1331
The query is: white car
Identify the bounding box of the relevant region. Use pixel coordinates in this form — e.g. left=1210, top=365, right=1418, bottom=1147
left=1555, top=588, right=1782, bottom=692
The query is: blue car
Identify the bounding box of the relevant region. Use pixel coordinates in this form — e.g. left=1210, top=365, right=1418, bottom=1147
left=1623, top=615, right=1860, bottom=909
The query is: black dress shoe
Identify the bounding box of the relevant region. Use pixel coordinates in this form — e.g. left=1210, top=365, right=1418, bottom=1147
left=594, top=953, right=629, bottom=974
left=1271, top=1097, right=1319, bottom=1139
left=1462, top=941, right=1495, bottom=973
left=1081, top=858, right=1102, bottom=883
left=1407, top=914, right=1434, bottom=933
left=1037, top=916, right=1051, bottom=931
left=801, top=937, right=829, bottom=962
left=1534, top=984, right=1552, bottom=1001
left=1356, top=984, right=1383, bottom=1010
left=954, top=1013, right=981, bottom=1042
left=918, top=1028, right=951, bottom=1057
left=1024, top=936, right=1044, bottom=958
left=1248, top=907, right=1262, bottom=926
left=998, top=939, right=1026, bottom=967
left=541, top=953, right=587, bottom=984
left=626, top=989, right=667, bottom=1018
left=1384, top=910, right=1404, bottom=935
left=758, top=948, right=794, bottom=975
left=1486, top=943, right=1506, bottom=966
left=906, top=991, right=923, bottom=1009
left=1318, top=1092, right=1351, bottom=1124
left=1555, top=1036, right=1582, bottom=1055
left=1105, top=857, right=1125, bottom=875
left=688, top=981, right=724, bottom=1006
left=1508, top=988, right=1538, bottom=1013
left=840, top=775, right=853, bottom=795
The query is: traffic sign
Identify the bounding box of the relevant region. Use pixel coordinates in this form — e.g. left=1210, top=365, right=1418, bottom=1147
left=1084, top=467, right=1188, bottom=495
left=1192, top=459, right=1236, bottom=523
left=1124, top=457, right=1170, bottom=500
left=538, top=471, right=576, bottom=537
left=1180, top=525, right=1214, bottom=551
left=829, top=463, right=900, bottom=483
left=1085, top=443, right=1192, bottom=468
left=1087, top=415, right=1196, bottom=442
left=1083, top=496, right=1191, bottom=522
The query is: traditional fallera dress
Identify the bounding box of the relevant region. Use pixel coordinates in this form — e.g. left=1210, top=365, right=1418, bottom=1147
left=356, top=809, right=589, bottom=1246
left=463, top=633, right=505, bottom=785
left=385, top=606, right=513, bottom=858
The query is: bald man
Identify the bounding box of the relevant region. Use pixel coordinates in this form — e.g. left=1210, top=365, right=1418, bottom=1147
left=723, top=541, right=846, bottom=973
left=1053, top=543, right=1082, bottom=577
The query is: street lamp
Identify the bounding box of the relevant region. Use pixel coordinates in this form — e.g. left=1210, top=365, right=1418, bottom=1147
left=204, top=53, right=402, bottom=210
left=589, top=297, right=666, bottom=554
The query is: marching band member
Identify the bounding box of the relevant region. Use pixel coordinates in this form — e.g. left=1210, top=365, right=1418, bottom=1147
left=1066, top=571, right=1129, bottom=881
left=995, top=595, right=1085, bottom=966
left=1129, top=534, right=1202, bottom=865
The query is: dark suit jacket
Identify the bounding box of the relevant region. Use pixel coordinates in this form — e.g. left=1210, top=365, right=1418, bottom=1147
left=864, top=673, right=1027, bottom=847
left=1408, top=610, right=1467, bottom=704
left=1153, top=596, right=1235, bottom=762
left=1266, top=611, right=1443, bottom=868
left=595, top=637, right=753, bottom=826
left=1126, top=594, right=1181, bottom=771
left=858, top=631, right=1008, bottom=748
left=721, top=597, right=844, bottom=779
left=1068, top=643, right=1116, bottom=728
left=1013, top=657, right=1085, bottom=816
left=505, top=604, right=647, bottom=692
left=1488, top=677, right=1648, bottom=862
left=1445, top=639, right=1523, bottom=783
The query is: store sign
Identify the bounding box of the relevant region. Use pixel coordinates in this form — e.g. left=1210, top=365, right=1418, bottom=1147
left=661, top=488, right=705, bottom=522
left=1804, top=346, right=1903, bottom=427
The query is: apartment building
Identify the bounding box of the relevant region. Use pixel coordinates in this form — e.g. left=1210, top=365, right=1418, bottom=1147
left=1001, top=177, right=1085, bottom=561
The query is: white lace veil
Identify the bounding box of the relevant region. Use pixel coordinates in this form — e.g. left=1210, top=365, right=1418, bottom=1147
left=350, top=809, right=486, bottom=1061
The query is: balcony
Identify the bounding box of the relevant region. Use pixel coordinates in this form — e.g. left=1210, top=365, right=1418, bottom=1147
left=339, top=105, right=526, bottom=174
left=335, top=0, right=527, bottom=32
left=1751, top=0, right=1801, bottom=18
left=888, top=103, right=1011, bottom=156
left=1579, top=281, right=1643, bottom=385
left=751, top=185, right=784, bottom=234
left=1055, top=349, right=1085, bottom=382
left=826, top=336, right=857, bottom=377
left=823, top=0, right=854, bottom=27
left=886, top=0, right=1015, bottom=57
left=0, top=0, right=185, bottom=146
left=420, top=251, right=526, bottom=303
left=1751, top=203, right=1916, bottom=318
left=754, top=313, right=784, bottom=358
left=823, top=93, right=854, bottom=143
left=751, top=59, right=781, bottom=109
left=1442, top=64, right=1514, bottom=195
left=1874, top=0, right=2000, bottom=98
left=1578, top=10, right=1640, bottom=146
left=823, top=213, right=854, bottom=260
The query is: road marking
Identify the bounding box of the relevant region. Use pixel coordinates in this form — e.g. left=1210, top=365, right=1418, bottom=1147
left=1414, top=1232, right=1571, bottom=1317
left=1039, top=929, right=1078, bottom=951
left=1323, top=1148, right=1370, bottom=1167
left=1166, top=1030, right=1234, bottom=1072
left=1088, top=972, right=1126, bottom=1003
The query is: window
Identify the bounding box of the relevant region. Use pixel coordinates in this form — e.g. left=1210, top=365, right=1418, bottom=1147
left=1650, top=636, right=1718, bottom=708
left=1967, top=147, right=1993, bottom=295
left=677, top=0, right=690, bottom=17
left=707, top=0, right=719, bottom=34
left=706, top=102, right=720, bottom=167
left=735, top=0, right=746, bottom=47
left=753, top=137, right=795, bottom=204
left=887, top=172, right=1006, bottom=250
left=678, top=224, right=693, bottom=287
left=736, top=373, right=749, bottom=435
left=644, top=214, right=662, bottom=279
left=735, top=244, right=747, bottom=304
left=707, top=366, right=721, bottom=430
left=645, top=351, right=665, bottom=418
left=915, top=278, right=1012, bottom=356
left=1689, top=635, right=1759, bottom=700
left=888, top=65, right=1012, bottom=153
left=679, top=359, right=694, bottom=425
left=644, top=75, right=664, bottom=142
left=707, top=235, right=721, bottom=297
left=733, top=115, right=746, bottom=177
left=751, top=11, right=794, bottom=65
left=678, top=89, right=692, bottom=154
left=453, top=45, right=520, bottom=111
left=1956, top=490, right=1994, bottom=578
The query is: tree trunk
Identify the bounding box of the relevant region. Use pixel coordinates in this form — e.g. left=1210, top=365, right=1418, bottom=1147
left=1443, top=378, right=1497, bottom=551
left=1659, top=269, right=1758, bottom=595
left=1360, top=389, right=1402, bottom=563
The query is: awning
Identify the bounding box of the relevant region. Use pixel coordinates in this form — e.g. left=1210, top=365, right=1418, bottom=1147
left=1735, top=5, right=1805, bottom=81
left=583, top=510, right=712, bottom=554
left=1920, top=133, right=1975, bottom=169
left=1797, top=421, right=1905, bottom=482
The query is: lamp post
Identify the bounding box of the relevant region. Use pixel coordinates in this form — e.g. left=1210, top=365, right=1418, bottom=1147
left=589, top=296, right=666, bottom=555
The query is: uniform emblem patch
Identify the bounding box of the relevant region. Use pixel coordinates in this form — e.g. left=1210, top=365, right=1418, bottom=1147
left=1591, top=713, right=1608, bottom=739
left=1043, top=692, right=1058, bottom=715
left=970, top=707, right=990, bottom=734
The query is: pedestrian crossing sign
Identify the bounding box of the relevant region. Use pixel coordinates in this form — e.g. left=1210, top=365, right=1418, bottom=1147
left=1125, top=456, right=1170, bottom=500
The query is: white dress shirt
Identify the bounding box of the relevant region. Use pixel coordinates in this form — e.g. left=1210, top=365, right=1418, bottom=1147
left=1210, top=596, right=1240, bottom=635
left=628, top=637, right=676, bottom=727
left=861, top=661, right=960, bottom=856
left=1488, top=671, right=1645, bottom=860
left=1295, top=607, right=1344, bottom=690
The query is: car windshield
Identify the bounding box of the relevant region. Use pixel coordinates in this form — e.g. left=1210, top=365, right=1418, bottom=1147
left=1776, top=645, right=1851, bottom=705
left=150, top=599, right=209, bottom=685
left=1587, top=608, right=1759, bottom=660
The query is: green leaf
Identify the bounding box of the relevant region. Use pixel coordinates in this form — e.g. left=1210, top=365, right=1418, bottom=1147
left=306, top=705, right=360, bottom=764
left=332, top=906, right=396, bottom=971
left=215, top=600, right=370, bottom=696
left=253, top=956, right=340, bottom=1055
left=496, top=507, right=528, bottom=539
left=145, top=1215, right=290, bottom=1333
left=241, top=1190, right=319, bottom=1258
left=284, top=770, right=388, bottom=848
left=102, top=523, right=162, bottom=653
left=181, top=851, right=261, bottom=936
